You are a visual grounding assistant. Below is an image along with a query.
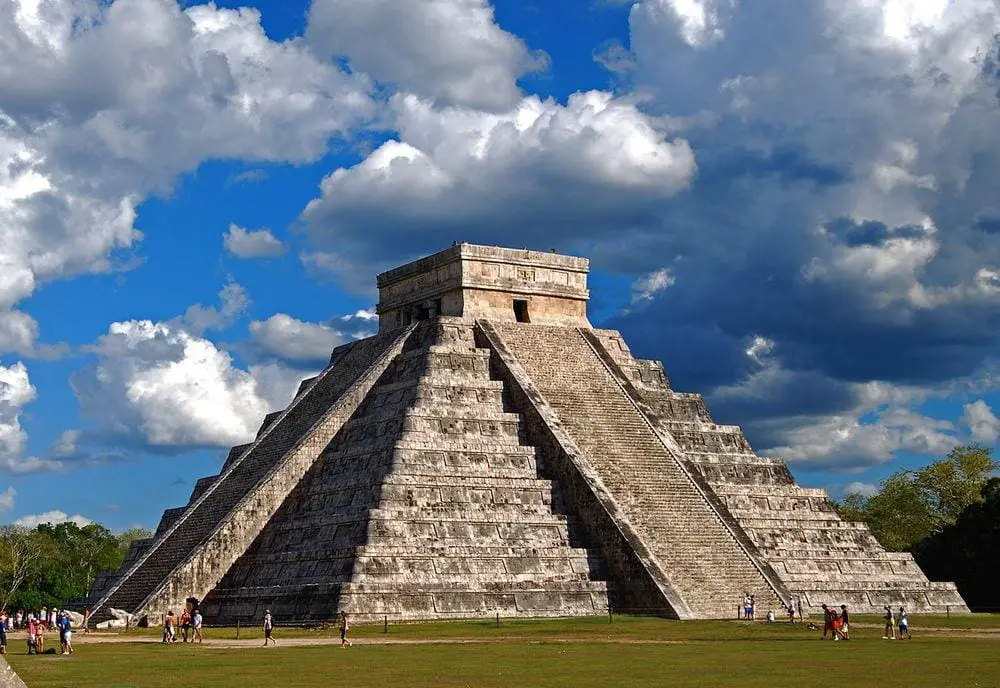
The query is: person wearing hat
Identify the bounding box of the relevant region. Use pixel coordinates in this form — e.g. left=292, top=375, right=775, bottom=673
left=59, top=612, right=74, bottom=655
left=263, top=610, right=275, bottom=646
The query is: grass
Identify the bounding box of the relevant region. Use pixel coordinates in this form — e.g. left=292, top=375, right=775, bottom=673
left=7, top=616, right=1000, bottom=688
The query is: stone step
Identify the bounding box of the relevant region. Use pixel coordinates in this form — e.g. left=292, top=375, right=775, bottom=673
left=493, top=322, right=784, bottom=619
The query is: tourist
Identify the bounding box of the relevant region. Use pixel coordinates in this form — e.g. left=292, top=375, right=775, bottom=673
left=180, top=607, right=191, bottom=642
left=821, top=604, right=832, bottom=638
left=27, top=617, right=37, bottom=655
left=59, top=612, right=74, bottom=655
left=898, top=607, right=910, bottom=640
left=839, top=605, right=850, bottom=640
left=766, top=610, right=776, bottom=623
left=882, top=606, right=896, bottom=640
left=192, top=608, right=204, bottom=643
left=742, top=593, right=751, bottom=620
left=0, top=614, right=7, bottom=655
left=163, top=611, right=176, bottom=644
left=787, top=602, right=795, bottom=623
left=340, top=611, right=352, bottom=648
left=749, top=595, right=756, bottom=620
left=263, top=609, right=275, bottom=646
left=82, top=608, right=91, bottom=634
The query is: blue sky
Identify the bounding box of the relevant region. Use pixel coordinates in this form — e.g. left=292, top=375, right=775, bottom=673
left=1, top=0, right=999, bottom=530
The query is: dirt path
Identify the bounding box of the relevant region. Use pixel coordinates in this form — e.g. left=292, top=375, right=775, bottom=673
left=11, top=625, right=997, bottom=649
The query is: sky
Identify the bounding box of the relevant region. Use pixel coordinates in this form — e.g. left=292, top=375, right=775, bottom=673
left=1, top=0, right=999, bottom=531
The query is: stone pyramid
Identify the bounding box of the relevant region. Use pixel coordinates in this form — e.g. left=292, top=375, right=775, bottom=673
left=86, top=244, right=967, bottom=623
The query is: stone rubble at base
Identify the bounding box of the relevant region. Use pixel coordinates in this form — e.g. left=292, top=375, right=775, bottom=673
left=82, top=244, right=968, bottom=625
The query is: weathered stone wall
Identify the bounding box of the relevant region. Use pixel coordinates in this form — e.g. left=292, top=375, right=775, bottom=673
left=377, top=244, right=590, bottom=331
left=0, top=654, right=27, bottom=688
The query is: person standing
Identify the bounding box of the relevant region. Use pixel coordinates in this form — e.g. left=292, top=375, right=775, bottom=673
left=27, top=617, right=37, bottom=655
left=839, top=605, right=850, bottom=640
left=82, top=608, right=90, bottom=635
left=820, top=604, right=832, bottom=638
left=180, top=608, right=191, bottom=643
left=192, top=609, right=204, bottom=643
left=883, top=606, right=896, bottom=640
left=59, top=612, right=74, bottom=655
left=262, top=610, right=275, bottom=646
left=340, top=612, right=352, bottom=648
left=898, top=607, right=911, bottom=640
left=0, top=615, right=7, bottom=656
left=163, top=611, right=176, bottom=644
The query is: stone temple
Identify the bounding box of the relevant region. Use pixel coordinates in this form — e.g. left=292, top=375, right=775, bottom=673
left=86, top=244, right=968, bottom=623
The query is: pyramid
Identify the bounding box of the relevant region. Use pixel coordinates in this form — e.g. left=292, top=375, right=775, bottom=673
left=86, top=244, right=967, bottom=623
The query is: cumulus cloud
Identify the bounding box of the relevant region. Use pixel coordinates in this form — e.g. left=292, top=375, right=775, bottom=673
left=15, top=510, right=92, bottom=528
left=962, top=399, right=1000, bottom=444
left=301, top=90, right=696, bottom=282
left=306, top=0, right=544, bottom=111
left=0, top=0, right=374, bottom=356
left=0, top=486, right=15, bottom=514
left=73, top=318, right=271, bottom=448
left=223, top=224, right=285, bottom=259
left=583, top=0, right=1000, bottom=469
left=249, top=314, right=344, bottom=363
left=0, top=361, right=60, bottom=474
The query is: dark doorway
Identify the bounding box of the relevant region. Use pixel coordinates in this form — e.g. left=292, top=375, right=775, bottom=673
left=513, top=299, right=530, bottom=323
left=416, top=305, right=431, bottom=321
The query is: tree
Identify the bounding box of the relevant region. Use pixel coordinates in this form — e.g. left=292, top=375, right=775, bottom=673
left=833, top=445, right=998, bottom=552
left=913, top=478, right=1000, bottom=610
left=0, top=526, right=45, bottom=611
left=116, top=527, right=154, bottom=558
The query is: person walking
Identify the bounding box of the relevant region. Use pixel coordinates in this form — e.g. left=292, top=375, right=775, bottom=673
left=262, top=610, right=275, bottom=646
left=340, top=611, right=352, bottom=648
left=839, top=605, right=850, bottom=640
left=883, top=606, right=896, bottom=640
left=820, top=604, right=832, bottom=638
left=898, top=607, right=911, bottom=639
left=192, top=609, right=204, bottom=643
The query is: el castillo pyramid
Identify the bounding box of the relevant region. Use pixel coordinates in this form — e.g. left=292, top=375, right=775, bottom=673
left=86, top=244, right=967, bottom=623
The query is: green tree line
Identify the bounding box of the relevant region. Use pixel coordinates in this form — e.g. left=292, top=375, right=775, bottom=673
left=0, top=522, right=152, bottom=612
left=832, top=444, right=999, bottom=610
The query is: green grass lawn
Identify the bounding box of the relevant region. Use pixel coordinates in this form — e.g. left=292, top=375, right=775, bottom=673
left=8, top=617, right=999, bottom=688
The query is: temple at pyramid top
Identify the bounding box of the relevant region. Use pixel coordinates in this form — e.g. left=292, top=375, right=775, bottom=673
left=376, top=243, right=591, bottom=331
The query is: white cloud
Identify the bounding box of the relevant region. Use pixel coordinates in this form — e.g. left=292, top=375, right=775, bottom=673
left=0, top=361, right=59, bottom=474
left=962, top=399, right=1000, bottom=444
left=342, top=308, right=377, bottom=322
left=0, top=486, right=15, bottom=514
left=15, top=510, right=92, bottom=528
left=306, top=0, right=543, bottom=111
left=177, top=282, right=249, bottom=335
left=0, top=0, right=375, bottom=354
left=73, top=319, right=270, bottom=448
left=301, top=90, right=696, bottom=280
left=49, top=430, right=81, bottom=459
left=842, top=481, right=880, bottom=498
left=249, top=314, right=343, bottom=362
left=223, top=224, right=285, bottom=259
left=631, top=267, right=675, bottom=303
